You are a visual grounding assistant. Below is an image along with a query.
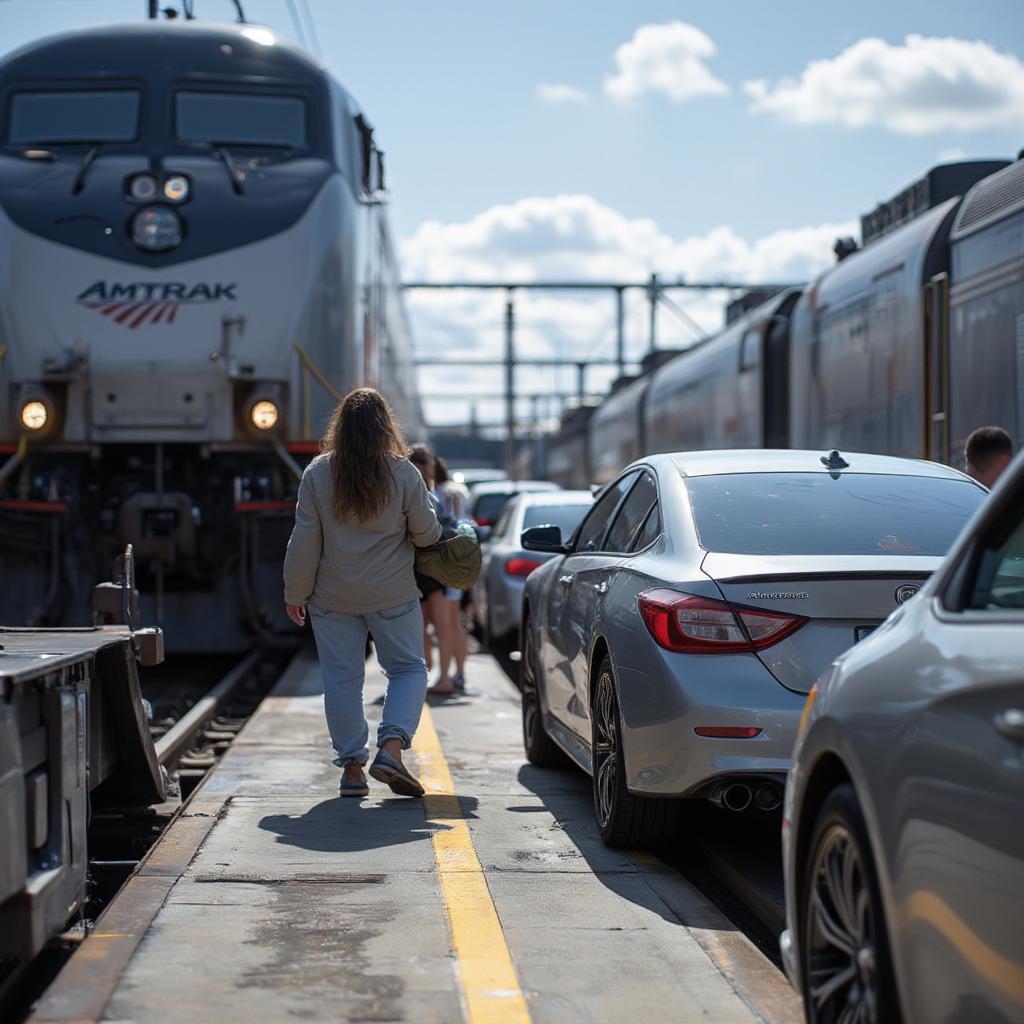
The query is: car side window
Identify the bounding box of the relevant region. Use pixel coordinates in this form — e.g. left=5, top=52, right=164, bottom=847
left=574, top=472, right=638, bottom=553
left=629, top=501, right=662, bottom=552
left=604, top=472, right=658, bottom=553
left=968, top=514, right=1024, bottom=611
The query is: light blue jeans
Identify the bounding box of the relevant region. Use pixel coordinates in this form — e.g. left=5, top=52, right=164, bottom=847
left=308, top=598, right=427, bottom=766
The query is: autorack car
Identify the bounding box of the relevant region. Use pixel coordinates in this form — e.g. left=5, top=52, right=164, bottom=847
left=518, top=450, right=987, bottom=847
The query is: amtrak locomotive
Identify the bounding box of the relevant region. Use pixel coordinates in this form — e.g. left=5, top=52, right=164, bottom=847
left=535, top=157, right=1024, bottom=487
left=0, top=22, right=423, bottom=648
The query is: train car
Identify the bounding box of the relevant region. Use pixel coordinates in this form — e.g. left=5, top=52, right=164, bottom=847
left=788, top=161, right=1007, bottom=459
left=947, top=157, right=1024, bottom=460
left=587, top=377, right=648, bottom=485
left=0, top=22, right=423, bottom=649
left=545, top=404, right=595, bottom=489
left=644, top=289, right=799, bottom=454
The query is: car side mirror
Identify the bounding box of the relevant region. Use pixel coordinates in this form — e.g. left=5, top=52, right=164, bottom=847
left=521, top=525, right=568, bottom=553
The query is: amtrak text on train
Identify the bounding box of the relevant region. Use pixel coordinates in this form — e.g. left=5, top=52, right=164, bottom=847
left=76, top=281, right=238, bottom=303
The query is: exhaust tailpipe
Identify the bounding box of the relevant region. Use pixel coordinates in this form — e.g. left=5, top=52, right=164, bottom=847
left=754, top=783, right=782, bottom=812
left=720, top=783, right=752, bottom=812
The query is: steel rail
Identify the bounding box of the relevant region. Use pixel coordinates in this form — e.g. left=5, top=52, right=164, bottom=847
left=154, top=649, right=262, bottom=767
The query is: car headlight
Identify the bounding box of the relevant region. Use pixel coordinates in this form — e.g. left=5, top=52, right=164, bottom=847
left=163, top=175, right=190, bottom=202
left=250, top=400, right=279, bottom=431
left=131, top=206, right=183, bottom=252
left=20, top=399, right=48, bottom=431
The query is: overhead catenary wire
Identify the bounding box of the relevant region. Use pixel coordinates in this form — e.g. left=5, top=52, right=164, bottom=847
left=283, top=0, right=309, bottom=47
left=298, top=0, right=321, bottom=56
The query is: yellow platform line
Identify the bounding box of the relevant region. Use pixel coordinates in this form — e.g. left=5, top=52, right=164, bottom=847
left=413, top=707, right=532, bottom=1024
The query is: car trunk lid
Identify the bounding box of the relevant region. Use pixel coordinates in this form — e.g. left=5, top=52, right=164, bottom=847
left=703, top=553, right=941, bottom=694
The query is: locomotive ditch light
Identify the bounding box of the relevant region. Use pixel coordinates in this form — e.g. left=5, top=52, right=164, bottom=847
left=250, top=399, right=279, bottom=431
left=163, top=175, right=190, bottom=202
left=128, top=174, right=158, bottom=201
left=131, top=206, right=183, bottom=252
left=20, top=399, right=48, bottom=431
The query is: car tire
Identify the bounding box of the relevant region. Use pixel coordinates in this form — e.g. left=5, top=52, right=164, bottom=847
left=521, top=615, right=566, bottom=768
left=591, top=656, right=678, bottom=848
left=800, top=784, right=902, bottom=1024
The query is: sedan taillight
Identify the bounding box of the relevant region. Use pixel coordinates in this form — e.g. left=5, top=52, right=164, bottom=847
left=506, top=557, right=543, bottom=578
left=638, top=589, right=806, bottom=654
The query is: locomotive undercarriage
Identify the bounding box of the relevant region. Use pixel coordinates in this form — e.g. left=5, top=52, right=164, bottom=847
left=0, top=443, right=300, bottom=651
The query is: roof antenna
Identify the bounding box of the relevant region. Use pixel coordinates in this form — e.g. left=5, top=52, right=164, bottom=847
left=820, top=450, right=849, bottom=470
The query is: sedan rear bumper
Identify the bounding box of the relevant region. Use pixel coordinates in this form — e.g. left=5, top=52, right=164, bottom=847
left=615, top=642, right=807, bottom=797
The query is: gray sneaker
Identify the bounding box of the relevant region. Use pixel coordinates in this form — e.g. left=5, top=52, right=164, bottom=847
left=369, top=750, right=425, bottom=798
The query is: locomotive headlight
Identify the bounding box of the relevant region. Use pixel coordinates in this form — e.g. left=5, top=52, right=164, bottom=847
left=131, top=206, right=183, bottom=252
left=250, top=400, right=279, bottom=431
left=128, top=174, right=158, bottom=201
left=163, top=175, right=190, bottom=202
left=20, top=400, right=48, bottom=431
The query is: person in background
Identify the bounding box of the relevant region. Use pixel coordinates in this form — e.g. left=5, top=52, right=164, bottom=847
left=282, top=388, right=441, bottom=799
left=964, top=426, right=1013, bottom=488
left=432, top=456, right=470, bottom=694
left=409, top=445, right=460, bottom=696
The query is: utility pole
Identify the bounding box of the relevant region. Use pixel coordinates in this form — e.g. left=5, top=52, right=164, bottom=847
left=647, top=272, right=659, bottom=356
left=503, top=290, right=515, bottom=469
left=615, top=287, right=625, bottom=375
left=576, top=362, right=586, bottom=404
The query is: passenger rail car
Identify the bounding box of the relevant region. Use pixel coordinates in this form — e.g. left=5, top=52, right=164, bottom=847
left=0, top=23, right=424, bottom=649
left=541, top=158, right=1021, bottom=483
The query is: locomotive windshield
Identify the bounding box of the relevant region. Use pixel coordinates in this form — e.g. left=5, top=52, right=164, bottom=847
left=7, top=90, right=139, bottom=144
left=175, top=91, right=306, bottom=147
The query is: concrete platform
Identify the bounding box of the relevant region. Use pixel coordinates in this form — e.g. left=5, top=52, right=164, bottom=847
left=30, top=646, right=801, bottom=1024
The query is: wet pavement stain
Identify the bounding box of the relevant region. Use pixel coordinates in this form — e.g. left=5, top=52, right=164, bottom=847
left=244, top=882, right=405, bottom=1022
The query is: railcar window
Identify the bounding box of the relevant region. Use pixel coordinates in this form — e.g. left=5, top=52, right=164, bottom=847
left=8, top=90, right=139, bottom=144
left=685, top=473, right=985, bottom=557
left=175, top=92, right=306, bottom=147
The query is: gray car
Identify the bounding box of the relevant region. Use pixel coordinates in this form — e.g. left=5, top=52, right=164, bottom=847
left=780, top=451, right=1024, bottom=1024
left=519, top=450, right=987, bottom=848
left=468, top=479, right=560, bottom=531
left=472, top=490, right=592, bottom=650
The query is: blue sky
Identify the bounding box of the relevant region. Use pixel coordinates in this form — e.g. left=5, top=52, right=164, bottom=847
left=2, top=1, right=1022, bottom=426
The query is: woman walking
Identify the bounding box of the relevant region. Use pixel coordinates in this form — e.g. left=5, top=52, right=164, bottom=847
left=283, top=388, right=441, bottom=798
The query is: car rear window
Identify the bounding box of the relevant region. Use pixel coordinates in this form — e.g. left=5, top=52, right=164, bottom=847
left=685, top=472, right=985, bottom=556
left=473, top=493, right=512, bottom=523
left=522, top=504, right=590, bottom=535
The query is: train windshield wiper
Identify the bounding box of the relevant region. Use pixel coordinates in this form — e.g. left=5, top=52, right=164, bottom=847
left=71, top=142, right=105, bottom=195
left=210, top=143, right=244, bottom=195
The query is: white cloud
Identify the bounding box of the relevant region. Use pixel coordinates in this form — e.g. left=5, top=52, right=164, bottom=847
left=536, top=82, right=589, bottom=104
left=745, top=35, right=1024, bottom=135
left=604, top=21, right=727, bottom=103
left=402, top=195, right=854, bottom=427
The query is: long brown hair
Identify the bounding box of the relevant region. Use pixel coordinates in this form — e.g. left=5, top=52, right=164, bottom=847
left=321, top=388, right=410, bottom=521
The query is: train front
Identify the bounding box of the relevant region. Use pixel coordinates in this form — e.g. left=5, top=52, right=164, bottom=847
left=0, top=23, right=360, bottom=648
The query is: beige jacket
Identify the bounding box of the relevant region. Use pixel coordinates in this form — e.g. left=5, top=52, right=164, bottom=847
left=282, top=454, right=442, bottom=614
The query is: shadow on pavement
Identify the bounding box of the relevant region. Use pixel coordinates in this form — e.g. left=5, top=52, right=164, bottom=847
left=258, top=794, right=480, bottom=854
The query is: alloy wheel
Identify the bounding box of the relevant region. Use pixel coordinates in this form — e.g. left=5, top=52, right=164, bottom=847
left=593, top=670, right=618, bottom=829
left=806, top=823, right=878, bottom=1024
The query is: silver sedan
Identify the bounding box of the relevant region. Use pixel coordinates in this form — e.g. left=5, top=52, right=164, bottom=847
left=472, top=490, right=592, bottom=650
left=519, top=450, right=987, bottom=848
left=781, top=451, right=1024, bottom=1024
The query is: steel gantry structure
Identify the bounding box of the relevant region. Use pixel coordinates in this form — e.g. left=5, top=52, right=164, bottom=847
left=403, top=275, right=797, bottom=459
